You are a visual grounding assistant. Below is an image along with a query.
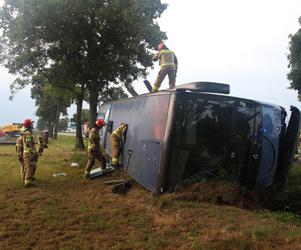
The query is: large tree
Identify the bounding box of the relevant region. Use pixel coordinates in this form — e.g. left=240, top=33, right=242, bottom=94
left=288, top=17, right=301, bottom=98
left=0, top=0, right=167, bottom=146
left=70, top=109, right=89, bottom=125
left=32, top=82, right=71, bottom=139
left=42, top=63, right=87, bottom=149
left=0, top=0, right=89, bottom=149
left=79, top=0, right=168, bottom=126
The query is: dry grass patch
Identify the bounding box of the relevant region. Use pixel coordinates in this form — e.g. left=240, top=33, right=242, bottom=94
left=1, top=135, right=301, bottom=249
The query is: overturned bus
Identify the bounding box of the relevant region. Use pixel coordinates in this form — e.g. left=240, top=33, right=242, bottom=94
left=99, top=82, right=300, bottom=194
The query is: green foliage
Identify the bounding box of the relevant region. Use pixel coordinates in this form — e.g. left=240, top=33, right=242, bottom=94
left=287, top=17, right=301, bottom=99
left=248, top=225, right=269, bottom=240
left=0, top=0, right=167, bottom=94
left=32, top=82, right=71, bottom=136
left=261, top=210, right=301, bottom=224
left=58, top=117, right=69, bottom=132
left=99, top=85, right=129, bottom=104
left=0, top=0, right=168, bottom=145
left=70, top=109, right=89, bottom=125
left=36, top=118, right=46, bottom=131
left=261, top=164, right=301, bottom=214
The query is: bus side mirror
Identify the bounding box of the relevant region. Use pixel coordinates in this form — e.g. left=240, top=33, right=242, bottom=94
left=107, top=121, right=113, bottom=134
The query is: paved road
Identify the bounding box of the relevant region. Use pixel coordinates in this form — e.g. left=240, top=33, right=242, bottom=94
left=0, top=141, right=15, bottom=145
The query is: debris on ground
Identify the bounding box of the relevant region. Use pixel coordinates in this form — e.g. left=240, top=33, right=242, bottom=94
left=89, top=166, right=114, bottom=179
left=165, top=180, right=261, bottom=210
left=53, top=172, right=67, bottom=177
left=70, top=162, right=80, bottom=167
left=104, top=179, right=127, bottom=185
left=112, top=180, right=132, bottom=194
left=112, top=150, right=133, bottom=194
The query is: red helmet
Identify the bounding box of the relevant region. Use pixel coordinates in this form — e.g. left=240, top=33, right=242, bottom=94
left=95, top=118, right=105, bottom=127
left=158, top=42, right=165, bottom=51
left=23, top=119, right=34, bottom=128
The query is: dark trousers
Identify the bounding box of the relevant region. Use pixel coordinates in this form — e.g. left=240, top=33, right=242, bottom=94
left=85, top=149, right=106, bottom=174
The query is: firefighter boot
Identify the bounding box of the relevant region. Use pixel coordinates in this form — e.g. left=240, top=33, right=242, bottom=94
left=84, top=171, right=91, bottom=179
left=24, top=178, right=35, bottom=188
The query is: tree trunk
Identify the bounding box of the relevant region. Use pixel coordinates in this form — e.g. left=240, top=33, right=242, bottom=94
left=89, top=91, right=99, bottom=128
left=53, top=104, right=60, bottom=140
left=75, top=96, right=85, bottom=150
left=48, top=116, right=54, bottom=138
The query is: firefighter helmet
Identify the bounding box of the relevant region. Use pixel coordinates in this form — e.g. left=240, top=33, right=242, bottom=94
left=95, top=118, right=105, bottom=127
left=158, top=42, right=165, bottom=51
left=23, top=119, right=34, bottom=128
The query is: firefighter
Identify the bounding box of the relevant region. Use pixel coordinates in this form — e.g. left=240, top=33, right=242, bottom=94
left=152, top=42, right=178, bottom=92
left=110, top=123, right=128, bottom=168
left=84, top=118, right=110, bottom=178
left=16, top=127, right=26, bottom=183
left=16, top=119, right=43, bottom=187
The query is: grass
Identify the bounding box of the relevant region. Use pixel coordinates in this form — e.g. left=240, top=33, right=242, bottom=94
left=260, top=162, right=301, bottom=214
left=1, top=135, right=301, bottom=249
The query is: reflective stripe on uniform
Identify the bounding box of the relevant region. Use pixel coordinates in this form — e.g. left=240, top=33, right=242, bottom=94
left=112, top=157, right=119, bottom=164
left=152, top=86, right=159, bottom=92
left=88, top=128, right=100, bottom=151
left=160, top=50, right=176, bottom=68
left=24, top=179, right=33, bottom=186
left=112, top=124, right=127, bottom=141
left=160, top=50, right=174, bottom=54
left=112, top=130, right=119, bottom=138
left=161, top=63, right=176, bottom=67
left=22, top=132, right=37, bottom=156
left=16, top=136, right=23, bottom=158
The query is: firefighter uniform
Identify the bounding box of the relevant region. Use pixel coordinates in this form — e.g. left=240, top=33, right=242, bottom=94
left=84, top=127, right=109, bottom=178
left=38, top=134, right=45, bottom=154
left=16, top=119, right=44, bottom=187
left=16, top=129, right=44, bottom=186
left=16, top=133, right=25, bottom=183
left=152, top=46, right=178, bottom=92
left=110, top=123, right=128, bottom=167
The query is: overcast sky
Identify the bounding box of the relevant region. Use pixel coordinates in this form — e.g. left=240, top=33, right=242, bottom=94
left=1, top=0, right=301, bottom=124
